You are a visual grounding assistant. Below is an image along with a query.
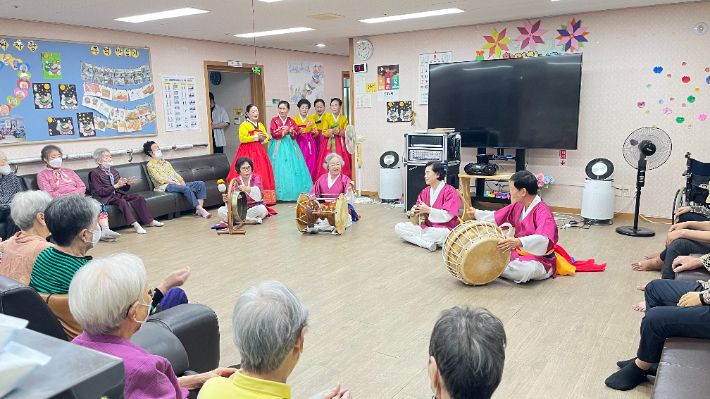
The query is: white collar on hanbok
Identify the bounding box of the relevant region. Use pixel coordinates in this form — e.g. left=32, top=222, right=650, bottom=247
left=327, top=173, right=340, bottom=189
left=521, top=195, right=542, bottom=221
left=429, top=181, right=445, bottom=205
left=279, top=116, right=287, bottom=124
left=239, top=175, right=252, bottom=187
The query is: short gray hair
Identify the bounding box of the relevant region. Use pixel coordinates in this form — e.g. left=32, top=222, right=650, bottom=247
left=11, top=191, right=52, bottom=231
left=92, top=147, right=110, bottom=162
left=45, top=195, right=101, bottom=246
left=232, top=280, right=309, bottom=374
left=323, top=153, right=344, bottom=170
left=429, top=307, right=506, bottom=399
left=69, top=253, right=147, bottom=335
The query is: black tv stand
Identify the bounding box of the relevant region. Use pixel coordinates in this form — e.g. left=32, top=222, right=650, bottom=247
left=460, top=149, right=526, bottom=212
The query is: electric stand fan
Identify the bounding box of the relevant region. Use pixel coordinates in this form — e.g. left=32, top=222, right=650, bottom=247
left=616, top=127, right=672, bottom=237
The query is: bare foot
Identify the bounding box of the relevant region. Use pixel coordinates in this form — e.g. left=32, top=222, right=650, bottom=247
left=632, top=301, right=647, bottom=312
left=631, top=257, right=663, bottom=271
left=637, top=284, right=646, bottom=291
left=644, top=252, right=661, bottom=260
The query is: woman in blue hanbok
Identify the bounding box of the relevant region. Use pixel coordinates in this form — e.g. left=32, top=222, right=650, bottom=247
left=268, top=101, right=313, bottom=201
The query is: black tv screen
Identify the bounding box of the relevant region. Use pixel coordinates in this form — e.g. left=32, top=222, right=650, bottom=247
left=428, top=54, right=582, bottom=149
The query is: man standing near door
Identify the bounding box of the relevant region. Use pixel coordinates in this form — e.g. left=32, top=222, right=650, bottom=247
left=210, top=92, right=229, bottom=154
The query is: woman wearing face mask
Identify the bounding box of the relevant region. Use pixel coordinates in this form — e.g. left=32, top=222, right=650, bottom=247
left=306, top=99, right=332, bottom=171
left=143, top=141, right=211, bottom=218
left=226, top=104, right=276, bottom=205
left=0, top=150, right=23, bottom=240
left=88, top=147, right=163, bottom=234
left=268, top=101, right=313, bottom=201
left=314, top=98, right=352, bottom=180
left=37, top=145, right=120, bottom=241
left=292, top=99, right=318, bottom=181
left=69, top=254, right=234, bottom=399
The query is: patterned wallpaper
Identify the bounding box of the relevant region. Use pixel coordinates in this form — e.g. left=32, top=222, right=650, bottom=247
left=0, top=18, right=349, bottom=174
left=353, top=2, right=710, bottom=218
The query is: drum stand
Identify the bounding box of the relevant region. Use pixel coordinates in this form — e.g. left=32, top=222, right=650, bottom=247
left=217, top=179, right=256, bottom=235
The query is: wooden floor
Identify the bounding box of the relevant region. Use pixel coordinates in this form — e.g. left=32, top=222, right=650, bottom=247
left=91, top=203, right=670, bottom=399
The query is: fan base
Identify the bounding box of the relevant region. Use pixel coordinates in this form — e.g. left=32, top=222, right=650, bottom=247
left=615, top=226, right=655, bottom=237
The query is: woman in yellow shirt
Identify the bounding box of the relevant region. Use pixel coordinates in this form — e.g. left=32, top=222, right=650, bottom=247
left=293, top=99, right=318, bottom=181
left=314, top=98, right=351, bottom=180
left=227, top=104, right=276, bottom=205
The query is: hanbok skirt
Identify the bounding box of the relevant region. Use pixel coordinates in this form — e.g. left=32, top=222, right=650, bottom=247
left=315, top=134, right=352, bottom=179
left=268, top=135, right=313, bottom=201
left=228, top=142, right=276, bottom=205
left=295, top=133, right=318, bottom=182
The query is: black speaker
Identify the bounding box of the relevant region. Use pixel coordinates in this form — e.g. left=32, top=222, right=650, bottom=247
left=464, top=162, right=498, bottom=176
left=405, top=162, right=459, bottom=210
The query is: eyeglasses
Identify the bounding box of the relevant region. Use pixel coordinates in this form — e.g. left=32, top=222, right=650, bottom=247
left=124, top=286, right=155, bottom=317
left=240, top=167, right=252, bottom=171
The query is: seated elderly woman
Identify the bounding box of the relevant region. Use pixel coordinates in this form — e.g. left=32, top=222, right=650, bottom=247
left=37, top=144, right=120, bottom=241
left=0, top=150, right=24, bottom=240
left=69, top=253, right=235, bottom=399
left=88, top=147, right=164, bottom=234
left=428, top=306, right=506, bottom=399
left=0, top=191, right=53, bottom=282
left=306, top=153, right=358, bottom=234
left=143, top=141, right=211, bottom=219
left=218, top=157, right=269, bottom=225
left=199, top=280, right=350, bottom=399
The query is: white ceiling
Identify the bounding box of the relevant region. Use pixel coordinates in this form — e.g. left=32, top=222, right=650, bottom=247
left=0, top=0, right=699, bottom=56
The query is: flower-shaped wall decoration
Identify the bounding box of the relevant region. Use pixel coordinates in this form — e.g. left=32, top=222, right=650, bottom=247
left=556, top=18, right=589, bottom=52
left=516, top=20, right=547, bottom=51
left=482, top=28, right=511, bottom=58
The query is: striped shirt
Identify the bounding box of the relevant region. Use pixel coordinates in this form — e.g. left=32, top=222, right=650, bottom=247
left=29, top=247, right=92, bottom=294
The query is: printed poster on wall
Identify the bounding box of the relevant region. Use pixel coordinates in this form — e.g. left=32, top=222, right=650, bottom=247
left=354, top=73, right=367, bottom=94
left=377, top=64, right=399, bottom=101
left=387, top=101, right=412, bottom=122
left=287, top=61, right=325, bottom=104
left=418, top=52, right=452, bottom=104
left=355, top=94, right=372, bottom=109
left=162, top=75, right=198, bottom=132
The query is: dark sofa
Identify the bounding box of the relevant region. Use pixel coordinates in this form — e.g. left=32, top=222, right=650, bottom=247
left=15, top=153, right=230, bottom=229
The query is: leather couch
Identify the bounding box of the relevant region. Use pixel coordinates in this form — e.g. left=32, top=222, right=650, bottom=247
left=16, top=153, right=231, bottom=229
left=653, top=254, right=710, bottom=397
left=0, top=275, right=220, bottom=374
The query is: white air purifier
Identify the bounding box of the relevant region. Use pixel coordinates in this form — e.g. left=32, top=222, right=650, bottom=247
left=581, top=158, right=615, bottom=224
left=379, top=151, right=402, bottom=202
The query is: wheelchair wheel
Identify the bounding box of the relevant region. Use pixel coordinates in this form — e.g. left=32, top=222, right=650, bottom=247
left=672, top=188, right=684, bottom=224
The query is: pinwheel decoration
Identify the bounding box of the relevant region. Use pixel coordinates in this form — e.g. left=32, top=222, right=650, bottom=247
left=516, top=20, right=547, bottom=51
left=556, top=18, right=590, bottom=52
left=482, top=28, right=512, bottom=59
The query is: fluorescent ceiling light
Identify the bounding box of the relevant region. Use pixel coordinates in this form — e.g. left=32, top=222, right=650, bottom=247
left=115, top=7, right=208, bottom=23
left=235, top=27, right=314, bottom=38
left=316, top=43, right=326, bottom=47
left=360, top=8, right=463, bottom=24
left=259, top=0, right=283, bottom=2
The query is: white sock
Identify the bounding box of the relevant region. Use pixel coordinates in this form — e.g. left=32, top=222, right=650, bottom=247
left=134, top=223, right=146, bottom=234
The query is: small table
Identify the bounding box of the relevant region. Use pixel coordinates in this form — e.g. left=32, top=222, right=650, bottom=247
left=459, top=172, right=513, bottom=221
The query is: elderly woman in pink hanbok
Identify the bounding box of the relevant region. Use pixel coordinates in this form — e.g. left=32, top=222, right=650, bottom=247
left=395, top=161, right=461, bottom=252
left=468, top=170, right=559, bottom=284
left=307, top=153, right=358, bottom=234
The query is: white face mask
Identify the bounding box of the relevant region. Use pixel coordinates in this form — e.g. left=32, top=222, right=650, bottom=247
left=85, top=229, right=100, bottom=247
left=48, top=158, right=62, bottom=169
left=153, top=150, right=162, bottom=159
left=0, top=165, right=11, bottom=175
left=134, top=302, right=151, bottom=325
left=102, top=161, right=113, bottom=167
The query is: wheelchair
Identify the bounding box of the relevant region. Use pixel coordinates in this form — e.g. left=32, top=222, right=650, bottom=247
left=673, top=152, right=710, bottom=223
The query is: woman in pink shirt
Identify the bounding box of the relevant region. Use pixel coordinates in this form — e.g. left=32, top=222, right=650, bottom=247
left=37, top=145, right=119, bottom=241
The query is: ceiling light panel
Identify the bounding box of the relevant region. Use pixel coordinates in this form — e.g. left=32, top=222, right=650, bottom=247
left=115, top=7, right=208, bottom=23
left=359, top=8, right=463, bottom=24
left=235, top=27, right=314, bottom=38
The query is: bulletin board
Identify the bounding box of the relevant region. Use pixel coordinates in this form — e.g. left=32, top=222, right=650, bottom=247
left=0, top=37, right=156, bottom=146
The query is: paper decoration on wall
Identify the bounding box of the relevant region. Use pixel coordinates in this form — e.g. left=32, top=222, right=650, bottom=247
left=556, top=19, right=589, bottom=52
left=58, top=84, right=77, bottom=110
left=637, top=102, right=645, bottom=108
left=47, top=116, right=74, bottom=136
left=355, top=94, right=372, bottom=109
left=377, top=64, right=399, bottom=101
left=688, top=95, right=696, bottom=103
left=419, top=52, right=452, bottom=104
left=162, top=75, right=199, bottom=132
left=663, top=107, right=672, bottom=114
left=76, top=112, right=95, bottom=137
left=475, top=51, right=485, bottom=61
left=676, top=117, right=685, bottom=123
left=41, top=53, right=61, bottom=79
left=80, top=62, right=151, bottom=86
left=82, top=82, right=153, bottom=102
left=93, top=115, right=107, bottom=131
left=287, top=61, right=325, bottom=104
left=700, top=114, right=707, bottom=121
left=653, top=66, right=663, bottom=74
left=0, top=105, right=10, bottom=116
left=682, top=76, right=691, bottom=83
left=667, top=74, right=672, bottom=78
left=0, top=115, right=26, bottom=143
left=706, top=76, right=710, bottom=84
left=515, top=20, right=547, bottom=51
left=387, top=101, right=413, bottom=123
left=33, top=83, right=53, bottom=109
left=483, top=28, right=511, bottom=58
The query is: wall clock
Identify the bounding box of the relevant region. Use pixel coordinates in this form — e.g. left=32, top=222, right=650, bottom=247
left=355, top=39, right=373, bottom=61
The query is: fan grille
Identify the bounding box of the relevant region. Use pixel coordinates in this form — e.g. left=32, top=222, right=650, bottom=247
left=622, top=127, right=672, bottom=170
